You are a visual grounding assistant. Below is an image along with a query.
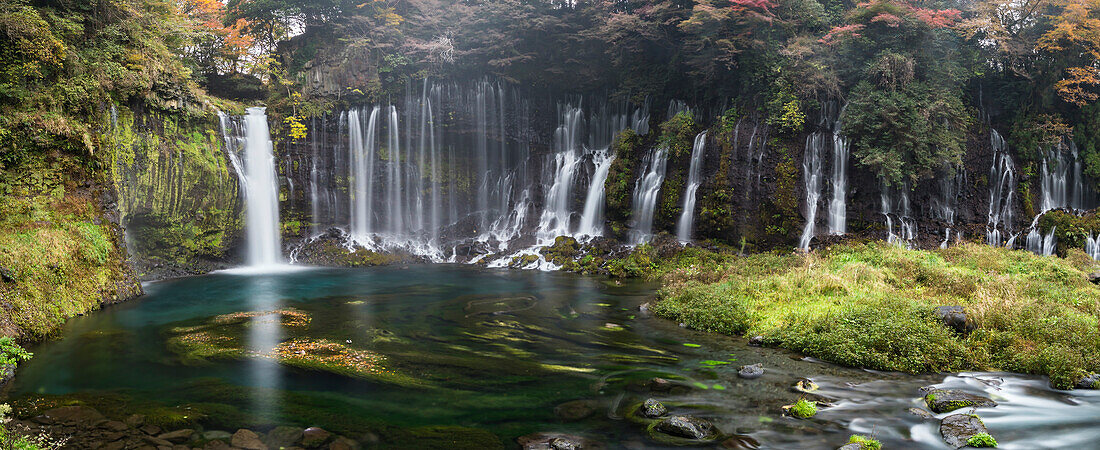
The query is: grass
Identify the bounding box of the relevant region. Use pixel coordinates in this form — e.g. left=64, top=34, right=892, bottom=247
left=789, top=398, right=817, bottom=419
left=966, top=432, right=998, bottom=448
left=649, top=241, right=1100, bottom=389
left=847, top=434, right=882, bottom=450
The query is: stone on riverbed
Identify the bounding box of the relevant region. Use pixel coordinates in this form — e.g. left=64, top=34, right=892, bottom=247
left=650, top=415, right=719, bottom=441
left=157, top=428, right=195, bottom=443
left=641, top=399, right=667, bottom=418
left=922, top=388, right=996, bottom=413
left=907, top=407, right=936, bottom=419
left=516, top=432, right=602, bottom=449
left=302, top=427, right=332, bottom=447
left=231, top=429, right=266, bottom=449
left=940, top=414, right=993, bottom=449
left=554, top=399, right=599, bottom=421
left=738, top=363, right=764, bottom=379
left=264, top=426, right=304, bottom=448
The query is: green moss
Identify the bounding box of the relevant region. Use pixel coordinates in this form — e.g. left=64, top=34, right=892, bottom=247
left=605, top=129, right=642, bottom=234
left=966, top=432, right=998, bottom=448
left=648, top=242, right=1100, bottom=386
left=789, top=398, right=817, bottom=419
left=847, top=434, right=882, bottom=450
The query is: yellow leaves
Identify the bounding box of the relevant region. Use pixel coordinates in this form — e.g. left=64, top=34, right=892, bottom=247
left=284, top=115, right=307, bottom=142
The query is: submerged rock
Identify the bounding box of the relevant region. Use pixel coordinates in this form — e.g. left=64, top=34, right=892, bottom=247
left=907, top=407, right=936, bottom=419
left=157, top=429, right=195, bottom=443
left=516, top=432, right=601, bottom=450
left=554, top=399, right=599, bottom=421
left=793, top=379, right=819, bottom=393
left=302, top=427, right=332, bottom=447
left=263, top=426, right=304, bottom=448
left=922, top=388, right=997, bottom=413
left=641, top=399, right=667, bottom=418
left=940, top=414, right=992, bottom=449
left=933, top=306, right=974, bottom=334
left=231, top=429, right=266, bottom=450
left=651, top=415, right=719, bottom=441
left=737, top=363, right=764, bottom=379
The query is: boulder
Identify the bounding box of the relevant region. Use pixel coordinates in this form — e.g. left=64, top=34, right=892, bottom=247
left=140, top=424, right=163, bottom=435
left=737, top=363, right=764, bottom=379
left=641, top=399, right=667, bottom=418
left=922, top=388, right=996, bottom=413
left=124, top=414, right=145, bottom=428
left=748, top=336, right=765, bottom=347
left=264, top=426, right=304, bottom=448
left=203, top=430, right=233, bottom=441
left=940, top=414, right=992, bottom=449
left=652, top=415, right=718, bottom=440
left=157, top=429, right=195, bottom=443
left=231, top=429, right=267, bottom=450
left=1075, top=373, right=1100, bottom=390
left=101, top=420, right=129, bottom=432
left=1090, top=272, right=1100, bottom=284
left=647, top=377, right=673, bottom=392
left=554, top=399, right=598, bottom=421
left=837, top=444, right=862, bottom=450
left=933, top=306, right=974, bottom=335
left=0, top=266, right=15, bottom=283
left=302, top=427, right=332, bottom=448
left=204, top=440, right=233, bottom=450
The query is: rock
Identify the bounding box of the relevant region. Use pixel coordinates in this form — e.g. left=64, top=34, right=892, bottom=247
left=158, top=429, right=195, bottom=443
left=652, top=415, right=718, bottom=440
left=793, top=379, right=819, bottom=393
left=640, top=399, right=667, bottom=418
left=837, top=444, right=862, bottom=450
left=328, top=436, right=358, bottom=450
left=748, top=335, right=765, bottom=347
left=548, top=437, right=577, bottom=450
left=141, top=424, right=163, bottom=435
left=0, top=266, right=15, bottom=283
left=125, top=414, right=146, bottom=427
left=202, top=430, right=233, bottom=441
left=231, top=429, right=267, bottom=450
left=1075, top=372, right=1100, bottom=389
left=1090, top=272, right=1100, bottom=284
left=907, top=407, right=936, bottom=419
left=940, top=413, right=991, bottom=449
left=141, top=435, right=174, bottom=447
left=264, top=426, right=304, bottom=448
left=554, top=399, right=598, bottom=421
left=933, top=306, right=974, bottom=334
left=302, top=427, right=332, bottom=448
left=101, top=420, right=129, bottom=431
left=516, top=433, right=599, bottom=450
left=648, top=377, right=673, bottom=392
left=203, top=440, right=233, bottom=450
left=40, top=406, right=106, bottom=425
left=923, top=388, right=997, bottom=413
left=737, top=363, right=764, bottom=379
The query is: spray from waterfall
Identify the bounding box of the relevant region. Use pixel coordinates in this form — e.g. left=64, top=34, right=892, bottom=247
left=676, top=131, right=708, bottom=242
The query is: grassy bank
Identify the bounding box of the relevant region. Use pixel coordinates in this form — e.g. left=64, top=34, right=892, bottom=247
left=647, top=242, right=1100, bottom=389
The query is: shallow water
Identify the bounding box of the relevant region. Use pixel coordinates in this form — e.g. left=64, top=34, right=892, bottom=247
left=8, top=266, right=1100, bottom=448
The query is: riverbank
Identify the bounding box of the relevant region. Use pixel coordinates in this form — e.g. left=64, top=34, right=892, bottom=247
left=649, top=241, right=1100, bottom=389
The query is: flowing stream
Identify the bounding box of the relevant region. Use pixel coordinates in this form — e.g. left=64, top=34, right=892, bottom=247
left=11, top=266, right=1100, bottom=449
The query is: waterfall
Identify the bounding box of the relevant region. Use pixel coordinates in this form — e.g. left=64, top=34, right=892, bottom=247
left=536, top=149, right=583, bottom=243
left=986, top=130, right=1017, bottom=246
left=676, top=131, right=708, bottom=243
left=827, top=105, right=849, bottom=235
left=577, top=148, right=614, bottom=237
left=629, top=147, right=669, bottom=245
left=221, top=108, right=283, bottom=267
left=798, top=132, right=826, bottom=250
left=1026, top=224, right=1056, bottom=256
left=1087, top=233, right=1100, bottom=259
left=933, top=165, right=965, bottom=248
left=1040, top=141, right=1093, bottom=212
left=882, top=183, right=916, bottom=248
left=349, top=107, right=380, bottom=242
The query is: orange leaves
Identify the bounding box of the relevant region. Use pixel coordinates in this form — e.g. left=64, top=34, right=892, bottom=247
left=1056, top=66, right=1100, bottom=106
left=819, top=24, right=865, bottom=45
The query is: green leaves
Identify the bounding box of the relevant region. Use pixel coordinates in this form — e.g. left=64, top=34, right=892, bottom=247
left=0, top=337, right=32, bottom=367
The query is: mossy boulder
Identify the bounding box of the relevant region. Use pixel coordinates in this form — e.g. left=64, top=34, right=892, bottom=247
left=940, top=414, right=993, bottom=449
left=922, top=388, right=996, bottom=413
left=648, top=415, right=720, bottom=443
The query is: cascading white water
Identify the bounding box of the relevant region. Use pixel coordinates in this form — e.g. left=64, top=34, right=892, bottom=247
left=536, top=149, right=583, bottom=243
left=676, top=131, right=708, bottom=242
left=220, top=108, right=284, bottom=267
left=1086, top=233, right=1100, bottom=259
left=577, top=148, right=614, bottom=237
left=882, top=182, right=916, bottom=248
left=1039, top=141, right=1093, bottom=212
left=827, top=105, right=849, bottom=235
left=934, top=165, right=965, bottom=248
left=1026, top=224, right=1056, bottom=256
left=349, top=107, right=380, bottom=242
left=629, top=147, right=669, bottom=245
left=798, top=132, right=826, bottom=250
left=987, top=130, right=1017, bottom=247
